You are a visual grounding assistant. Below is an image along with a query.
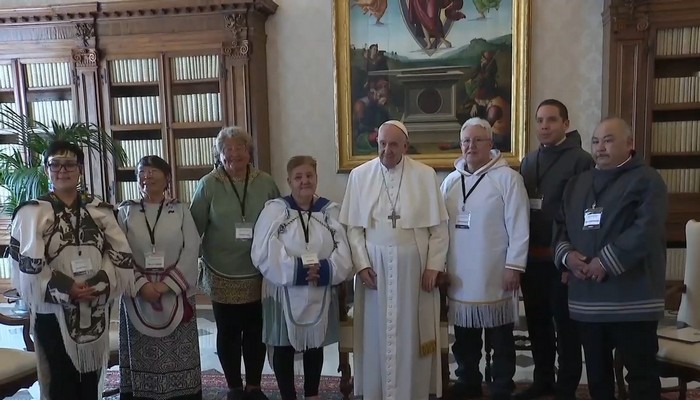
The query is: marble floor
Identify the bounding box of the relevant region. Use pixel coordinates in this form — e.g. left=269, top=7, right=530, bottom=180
left=0, top=302, right=694, bottom=399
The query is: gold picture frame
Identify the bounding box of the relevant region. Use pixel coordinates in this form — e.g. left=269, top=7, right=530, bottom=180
left=334, top=0, right=530, bottom=171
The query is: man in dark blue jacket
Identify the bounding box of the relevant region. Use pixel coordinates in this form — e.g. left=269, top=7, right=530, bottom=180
left=553, top=117, right=667, bottom=400
left=515, top=99, right=593, bottom=400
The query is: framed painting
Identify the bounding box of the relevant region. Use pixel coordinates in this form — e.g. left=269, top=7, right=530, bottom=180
left=334, top=0, right=530, bottom=171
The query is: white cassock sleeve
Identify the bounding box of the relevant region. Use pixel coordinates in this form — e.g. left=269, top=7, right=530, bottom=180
left=347, top=226, right=372, bottom=274
left=426, top=171, right=449, bottom=271
left=503, top=174, right=530, bottom=271
left=426, top=220, right=449, bottom=271
left=162, top=206, right=201, bottom=295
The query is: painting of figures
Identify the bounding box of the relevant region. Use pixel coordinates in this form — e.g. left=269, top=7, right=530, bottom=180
left=335, top=0, right=529, bottom=170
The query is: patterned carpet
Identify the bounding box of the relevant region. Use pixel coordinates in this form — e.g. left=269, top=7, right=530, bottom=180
left=104, top=370, right=346, bottom=400
left=103, top=370, right=700, bottom=400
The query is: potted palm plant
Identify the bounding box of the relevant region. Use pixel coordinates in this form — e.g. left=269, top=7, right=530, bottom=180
left=0, top=104, right=126, bottom=315
left=0, top=104, right=126, bottom=213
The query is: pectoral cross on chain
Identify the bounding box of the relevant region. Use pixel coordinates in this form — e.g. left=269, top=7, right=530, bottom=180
left=380, top=160, right=405, bottom=230
left=388, top=209, right=401, bottom=229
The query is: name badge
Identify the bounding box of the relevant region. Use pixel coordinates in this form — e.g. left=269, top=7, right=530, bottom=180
left=583, top=207, right=603, bottom=230
left=144, top=252, right=165, bottom=272
left=529, top=196, right=543, bottom=211
left=71, top=258, right=93, bottom=277
left=301, top=252, right=319, bottom=266
left=235, top=222, right=254, bottom=240
left=455, top=211, right=471, bottom=230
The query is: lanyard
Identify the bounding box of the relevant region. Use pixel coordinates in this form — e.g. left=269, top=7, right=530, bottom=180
left=224, top=164, right=250, bottom=221
left=140, top=199, right=165, bottom=253
left=590, top=171, right=626, bottom=208
left=297, top=199, right=315, bottom=247
left=535, top=149, right=566, bottom=193
left=460, top=173, right=486, bottom=206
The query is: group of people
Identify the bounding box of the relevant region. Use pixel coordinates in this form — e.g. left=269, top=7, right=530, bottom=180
left=341, top=99, right=666, bottom=400
left=344, top=99, right=665, bottom=400
left=8, top=98, right=667, bottom=400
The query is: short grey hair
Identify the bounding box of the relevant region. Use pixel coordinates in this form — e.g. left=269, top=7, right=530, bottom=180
left=460, top=117, right=493, bottom=139
left=214, top=126, right=254, bottom=158
left=599, top=116, right=633, bottom=138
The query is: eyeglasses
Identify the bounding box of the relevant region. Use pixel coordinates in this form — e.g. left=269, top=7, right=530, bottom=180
left=47, top=162, right=79, bottom=172
left=460, top=137, right=492, bottom=146
left=138, top=170, right=158, bottom=178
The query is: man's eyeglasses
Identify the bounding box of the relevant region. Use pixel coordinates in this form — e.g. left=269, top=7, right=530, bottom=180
left=460, top=137, right=492, bottom=146
left=47, top=162, right=79, bottom=172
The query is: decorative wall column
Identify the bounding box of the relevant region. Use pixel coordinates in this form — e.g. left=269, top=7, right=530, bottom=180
left=73, top=21, right=108, bottom=198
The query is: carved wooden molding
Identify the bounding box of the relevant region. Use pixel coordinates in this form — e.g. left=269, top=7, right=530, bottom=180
left=98, top=4, right=243, bottom=19
left=0, top=0, right=277, bottom=26
left=620, top=0, right=650, bottom=32
left=609, top=3, right=651, bottom=33
left=75, top=23, right=95, bottom=47
left=0, top=4, right=95, bottom=25
left=72, top=48, right=99, bottom=68
left=223, top=13, right=249, bottom=58
left=0, top=24, right=75, bottom=42
left=636, top=14, right=650, bottom=31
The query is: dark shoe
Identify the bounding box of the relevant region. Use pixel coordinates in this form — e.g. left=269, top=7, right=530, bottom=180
left=227, top=387, right=246, bottom=400
left=450, top=380, right=483, bottom=399
left=513, top=383, right=555, bottom=399
left=245, top=388, right=270, bottom=400
left=553, top=392, right=577, bottom=400
left=554, top=386, right=578, bottom=400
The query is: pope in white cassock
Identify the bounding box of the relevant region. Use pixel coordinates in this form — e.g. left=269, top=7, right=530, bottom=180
left=440, top=118, right=530, bottom=400
left=339, top=120, right=449, bottom=400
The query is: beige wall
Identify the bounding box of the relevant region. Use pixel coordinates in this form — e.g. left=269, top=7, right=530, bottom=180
left=528, top=0, right=604, bottom=151
left=4, top=0, right=605, bottom=202
left=267, top=0, right=604, bottom=202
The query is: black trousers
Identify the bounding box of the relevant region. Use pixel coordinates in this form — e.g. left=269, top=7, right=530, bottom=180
left=521, top=260, right=583, bottom=396
left=211, top=300, right=266, bottom=389
left=453, top=323, right=516, bottom=397
left=272, top=346, right=324, bottom=400
left=578, top=321, right=661, bottom=400
left=34, top=313, right=101, bottom=400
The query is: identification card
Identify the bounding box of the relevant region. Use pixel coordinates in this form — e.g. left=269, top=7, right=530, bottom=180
left=455, top=211, right=471, bottom=229
left=144, top=252, right=165, bottom=272
left=235, top=222, right=254, bottom=240
left=301, top=252, right=320, bottom=266
left=529, top=196, right=543, bottom=211
left=583, top=207, right=603, bottom=230
left=71, top=258, right=93, bottom=277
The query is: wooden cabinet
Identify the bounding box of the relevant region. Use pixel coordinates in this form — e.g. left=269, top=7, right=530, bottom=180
left=603, top=0, right=700, bottom=257
left=0, top=0, right=277, bottom=205
left=103, top=53, right=224, bottom=203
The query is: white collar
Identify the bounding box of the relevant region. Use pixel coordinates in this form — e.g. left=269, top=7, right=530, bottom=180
left=617, top=155, right=632, bottom=167
left=542, top=135, right=567, bottom=147
left=595, top=155, right=632, bottom=170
